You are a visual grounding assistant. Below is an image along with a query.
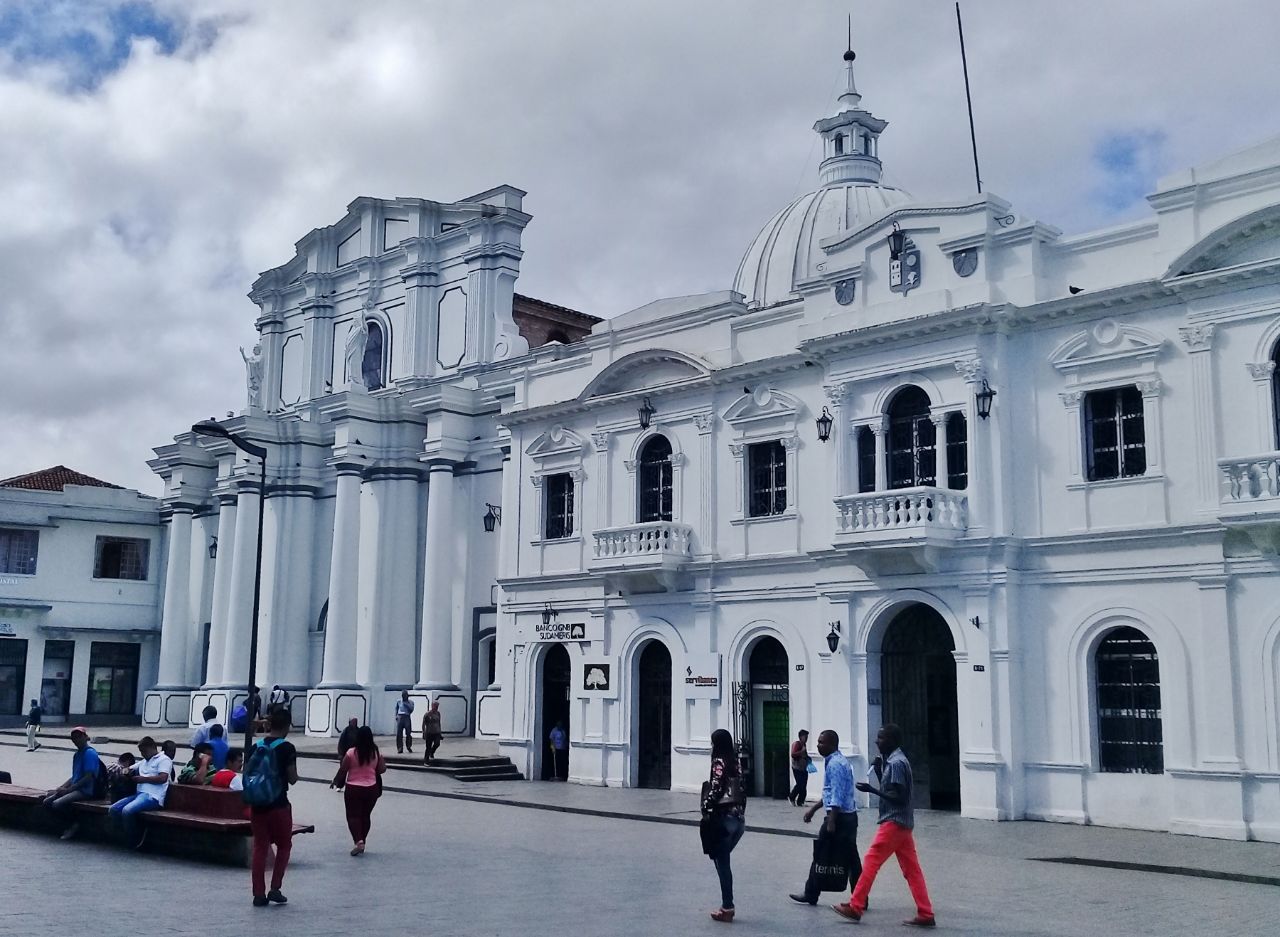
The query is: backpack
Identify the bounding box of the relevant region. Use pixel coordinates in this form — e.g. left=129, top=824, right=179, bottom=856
left=229, top=704, right=248, bottom=733
left=92, top=756, right=109, bottom=799
left=241, top=738, right=285, bottom=807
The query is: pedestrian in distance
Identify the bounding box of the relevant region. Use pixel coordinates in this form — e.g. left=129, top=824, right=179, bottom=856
left=331, top=725, right=386, bottom=856
left=701, top=728, right=747, bottom=923
left=788, top=729, right=812, bottom=806
left=421, top=700, right=443, bottom=764
left=548, top=720, right=568, bottom=780
left=267, top=684, right=290, bottom=716
left=834, top=723, right=936, bottom=928
left=244, top=707, right=299, bottom=907
left=208, top=723, right=230, bottom=769
left=108, top=736, right=172, bottom=849
left=25, top=699, right=42, bottom=751
left=394, top=690, right=415, bottom=753
left=42, top=727, right=103, bottom=840
left=790, top=729, right=861, bottom=905
left=337, top=716, right=359, bottom=761
left=190, top=705, right=219, bottom=748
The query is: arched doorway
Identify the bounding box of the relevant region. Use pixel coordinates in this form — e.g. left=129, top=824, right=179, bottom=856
left=636, top=641, right=672, bottom=789
left=737, top=636, right=789, bottom=798
left=539, top=644, right=570, bottom=781
left=879, top=605, right=960, bottom=810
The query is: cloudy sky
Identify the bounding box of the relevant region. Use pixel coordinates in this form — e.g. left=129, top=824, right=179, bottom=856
left=2, top=0, right=1278, bottom=494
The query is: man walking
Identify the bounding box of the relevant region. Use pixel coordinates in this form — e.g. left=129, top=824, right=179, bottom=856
left=337, top=716, right=360, bottom=760
left=834, top=724, right=936, bottom=928
left=42, top=727, right=101, bottom=840
left=249, top=708, right=298, bottom=907
left=789, top=729, right=811, bottom=806
left=394, top=690, right=415, bottom=754
left=421, top=700, right=443, bottom=764
left=108, top=736, right=172, bottom=849
left=25, top=699, right=42, bottom=751
left=791, top=729, right=861, bottom=905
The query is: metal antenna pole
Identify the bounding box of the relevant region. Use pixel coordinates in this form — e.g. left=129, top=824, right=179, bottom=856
left=956, top=2, right=983, bottom=194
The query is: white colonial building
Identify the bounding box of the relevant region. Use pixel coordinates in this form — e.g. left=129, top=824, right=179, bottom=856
left=146, top=48, right=1280, bottom=841
left=0, top=466, right=164, bottom=725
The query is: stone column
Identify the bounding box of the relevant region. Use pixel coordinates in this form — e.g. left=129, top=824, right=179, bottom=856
left=871, top=422, right=888, bottom=491
left=692, top=415, right=715, bottom=555
left=220, top=478, right=262, bottom=688
left=1247, top=361, right=1277, bottom=451
left=319, top=465, right=363, bottom=687
left=1193, top=575, right=1241, bottom=769
left=824, top=384, right=849, bottom=497
left=358, top=469, right=421, bottom=687
left=417, top=460, right=458, bottom=689
left=204, top=495, right=238, bottom=686
left=155, top=506, right=194, bottom=686
left=1179, top=325, right=1218, bottom=511
left=931, top=412, right=950, bottom=488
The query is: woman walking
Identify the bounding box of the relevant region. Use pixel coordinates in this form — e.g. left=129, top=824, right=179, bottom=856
left=701, top=728, right=746, bottom=923
left=331, top=726, right=386, bottom=856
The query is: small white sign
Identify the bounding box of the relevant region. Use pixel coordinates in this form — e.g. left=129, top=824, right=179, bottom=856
left=0, top=622, right=14, bottom=636
left=576, top=657, right=619, bottom=699
left=683, top=653, right=722, bottom=700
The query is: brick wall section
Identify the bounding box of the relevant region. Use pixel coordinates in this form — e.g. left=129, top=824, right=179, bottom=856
left=512, top=294, right=601, bottom=349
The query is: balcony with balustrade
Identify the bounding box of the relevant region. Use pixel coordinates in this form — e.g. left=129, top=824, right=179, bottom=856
left=590, top=520, right=696, bottom=575
left=1218, top=452, right=1280, bottom=552
left=831, top=487, right=968, bottom=572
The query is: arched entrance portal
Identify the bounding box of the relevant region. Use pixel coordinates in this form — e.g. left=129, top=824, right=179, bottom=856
left=636, top=641, right=672, bottom=789
left=879, top=605, right=960, bottom=810
left=539, top=644, right=571, bottom=781
left=735, top=636, right=789, bottom=798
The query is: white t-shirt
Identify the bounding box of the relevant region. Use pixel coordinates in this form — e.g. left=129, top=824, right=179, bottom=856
left=136, top=753, right=173, bottom=806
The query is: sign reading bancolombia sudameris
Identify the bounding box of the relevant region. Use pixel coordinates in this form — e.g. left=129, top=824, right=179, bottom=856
left=533, top=620, right=587, bottom=642
left=684, top=653, right=722, bottom=700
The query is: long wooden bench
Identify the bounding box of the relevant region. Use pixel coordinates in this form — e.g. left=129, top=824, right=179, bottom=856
left=0, top=781, right=314, bottom=866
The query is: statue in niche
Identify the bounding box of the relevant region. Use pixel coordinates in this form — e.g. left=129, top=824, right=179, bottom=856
left=239, top=344, right=264, bottom=409
left=343, top=319, right=368, bottom=390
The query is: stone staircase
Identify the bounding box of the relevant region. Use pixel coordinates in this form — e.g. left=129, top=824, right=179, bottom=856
left=383, top=753, right=523, bottom=782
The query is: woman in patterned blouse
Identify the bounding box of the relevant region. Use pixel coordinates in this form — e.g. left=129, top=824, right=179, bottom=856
left=703, top=728, right=746, bottom=922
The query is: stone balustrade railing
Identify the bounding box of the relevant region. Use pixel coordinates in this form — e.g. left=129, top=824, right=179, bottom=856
left=1219, top=452, right=1280, bottom=503
left=592, top=520, right=695, bottom=561
left=834, top=487, right=968, bottom=534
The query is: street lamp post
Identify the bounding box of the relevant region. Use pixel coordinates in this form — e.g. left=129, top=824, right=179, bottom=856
left=192, top=420, right=268, bottom=759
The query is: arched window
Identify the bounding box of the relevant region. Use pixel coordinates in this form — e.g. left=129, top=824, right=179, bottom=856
left=887, top=387, right=936, bottom=489
left=638, top=435, right=673, bottom=522
left=1271, top=339, right=1280, bottom=449
left=1095, top=626, right=1163, bottom=774
left=834, top=134, right=845, bottom=156
left=362, top=320, right=386, bottom=390
left=946, top=412, right=968, bottom=490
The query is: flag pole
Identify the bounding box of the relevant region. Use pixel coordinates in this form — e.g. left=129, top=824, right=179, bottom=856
left=956, top=2, right=983, bottom=194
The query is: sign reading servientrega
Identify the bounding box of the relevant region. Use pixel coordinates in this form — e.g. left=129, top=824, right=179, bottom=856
left=684, top=653, right=722, bottom=700
left=534, top=621, right=586, bottom=642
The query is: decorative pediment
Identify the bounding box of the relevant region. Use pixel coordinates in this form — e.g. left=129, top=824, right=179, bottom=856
left=1165, top=204, right=1280, bottom=278
left=578, top=349, right=712, bottom=399
left=722, top=385, right=803, bottom=430
left=526, top=425, right=586, bottom=459
left=1049, top=320, right=1165, bottom=373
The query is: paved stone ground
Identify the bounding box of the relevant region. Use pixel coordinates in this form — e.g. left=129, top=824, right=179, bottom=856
left=3, top=739, right=1278, bottom=936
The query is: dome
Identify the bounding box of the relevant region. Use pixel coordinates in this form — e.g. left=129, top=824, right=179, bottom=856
left=733, top=182, right=913, bottom=308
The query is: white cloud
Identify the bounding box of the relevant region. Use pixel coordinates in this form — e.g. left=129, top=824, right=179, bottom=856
left=2, top=0, right=1279, bottom=492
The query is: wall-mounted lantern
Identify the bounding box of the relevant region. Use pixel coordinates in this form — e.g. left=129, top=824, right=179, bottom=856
left=207, top=537, right=218, bottom=560
left=542, top=602, right=558, bottom=627
left=816, top=406, right=834, bottom=443
left=887, top=221, right=906, bottom=259
left=975, top=379, right=997, bottom=420
left=638, top=396, right=656, bottom=430
left=969, top=615, right=982, bottom=630
left=826, top=621, right=841, bottom=653
left=482, top=503, right=502, bottom=532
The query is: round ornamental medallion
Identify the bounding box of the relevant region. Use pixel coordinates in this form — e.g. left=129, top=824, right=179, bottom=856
left=833, top=279, right=856, bottom=305
left=952, top=249, right=978, bottom=278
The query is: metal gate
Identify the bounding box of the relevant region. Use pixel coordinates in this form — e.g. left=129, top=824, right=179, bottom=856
left=731, top=680, right=754, bottom=795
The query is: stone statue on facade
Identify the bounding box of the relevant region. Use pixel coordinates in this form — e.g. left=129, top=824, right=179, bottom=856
left=344, top=319, right=368, bottom=390
left=239, top=344, right=264, bottom=409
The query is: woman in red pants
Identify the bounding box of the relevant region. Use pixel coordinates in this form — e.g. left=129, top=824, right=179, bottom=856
left=331, top=725, right=386, bottom=856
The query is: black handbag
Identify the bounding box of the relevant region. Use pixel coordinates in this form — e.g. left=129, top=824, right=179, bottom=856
left=808, top=835, right=852, bottom=892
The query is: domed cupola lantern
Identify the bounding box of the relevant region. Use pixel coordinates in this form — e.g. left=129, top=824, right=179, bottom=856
left=813, top=25, right=889, bottom=188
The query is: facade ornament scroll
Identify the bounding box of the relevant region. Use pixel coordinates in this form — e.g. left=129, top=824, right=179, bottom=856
left=954, top=357, right=985, bottom=384
left=779, top=434, right=801, bottom=451
left=590, top=431, right=611, bottom=452
left=1246, top=361, right=1276, bottom=380
left=727, top=443, right=744, bottom=458
left=571, top=469, right=587, bottom=484
left=1135, top=376, right=1164, bottom=396
left=529, top=474, right=544, bottom=489
left=1059, top=391, right=1084, bottom=408
left=1178, top=323, right=1216, bottom=351
left=823, top=383, right=851, bottom=407
left=669, top=452, right=687, bottom=468
left=692, top=412, right=715, bottom=433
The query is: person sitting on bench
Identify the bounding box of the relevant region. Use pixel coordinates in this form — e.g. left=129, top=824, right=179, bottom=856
left=42, top=727, right=101, bottom=840
left=107, top=752, right=137, bottom=802
left=208, top=724, right=231, bottom=770
left=210, top=748, right=245, bottom=791
left=178, top=743, right=215, bottom=785
left=108, top=736, right=172, bottom=849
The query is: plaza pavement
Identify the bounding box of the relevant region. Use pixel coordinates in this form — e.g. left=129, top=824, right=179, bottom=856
left=2, top=731, right=1277, bottom=936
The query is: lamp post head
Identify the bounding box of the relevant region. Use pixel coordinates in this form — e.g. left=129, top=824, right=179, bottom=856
left=975, top=379, right=997, bottom=420
left=826, top=622, right=841, bottom=654
left=887, top=222, right=906, bottom=259
left=816, top=406, right=834, bottom=443
left=541, top=603, right=555, bottom=626
left=637, top=397, right=656, bottom=430
left=191, top=420, right=267, bottom=460
left=482, top=503, right=501, bottom=533
left=208, top=537, right=218, bottom=560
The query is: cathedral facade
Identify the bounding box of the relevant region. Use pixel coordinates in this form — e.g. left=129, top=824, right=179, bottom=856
left=146, top=50, right=1280, bottom=841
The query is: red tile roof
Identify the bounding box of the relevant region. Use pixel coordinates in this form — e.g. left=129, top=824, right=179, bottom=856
left=0, top=465, right=124, bottom=492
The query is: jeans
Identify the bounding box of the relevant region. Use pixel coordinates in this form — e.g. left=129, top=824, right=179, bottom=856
left=251, top=805, right=293, bottom=896
left=804, top=810, right=862, bottom=899
left=709, top=813, right=746, bottom=910
left=44, top=788, right=90, bottom=815
left=851, top=821, right=933, bottom=918
left=396, top=717, right=414, bottom=752
left=790, top=767, right=809, bottom=804
left=424, top=735, right=442, bottom=763
left=109, top=792, right=160, bottom=842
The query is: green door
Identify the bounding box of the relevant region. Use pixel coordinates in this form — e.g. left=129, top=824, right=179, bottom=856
left=761, top=700, right=790, bottom=798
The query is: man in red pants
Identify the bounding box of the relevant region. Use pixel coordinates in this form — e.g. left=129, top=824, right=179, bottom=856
left=833, top=724, right=936, bottom=928
left=250, top=708, right=298, bottom=907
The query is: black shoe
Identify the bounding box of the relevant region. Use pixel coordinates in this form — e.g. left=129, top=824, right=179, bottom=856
left=266, top=889, right=287, bottom=904
left=253, top=896, right=269, bottom=907
left=789, top=893, right=817, bottom=905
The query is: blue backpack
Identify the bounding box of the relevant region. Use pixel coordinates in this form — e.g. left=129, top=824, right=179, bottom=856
left=229, top=704, right=249, bottom=733
left=241, top=738, right=285, bottom=807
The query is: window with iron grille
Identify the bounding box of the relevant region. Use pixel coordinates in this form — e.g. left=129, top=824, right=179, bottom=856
left=746, top=440, right=787, bottom=517
left=0, top=528, right=39, bottom=575
left=638, top=435, right=673, bottom=522
left=855, top=426, right=876, bottom=493
left=1095, top=626, right=1163, bottom=774
left=93, top=536, right=149, bottom=581
left=946, top=412, right=968, bottom=490
left=887, top=386, right=936, bottom=488
left=1084, top=386, right=1146, bottom=481
left=543, top=472, right=575, bottom=540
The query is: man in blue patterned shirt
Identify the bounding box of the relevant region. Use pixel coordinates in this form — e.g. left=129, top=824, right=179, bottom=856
left=790, top=729, right=862, bottom=904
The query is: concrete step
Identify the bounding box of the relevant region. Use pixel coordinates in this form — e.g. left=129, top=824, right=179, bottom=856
left=383, top=754, right=524, bottom=783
